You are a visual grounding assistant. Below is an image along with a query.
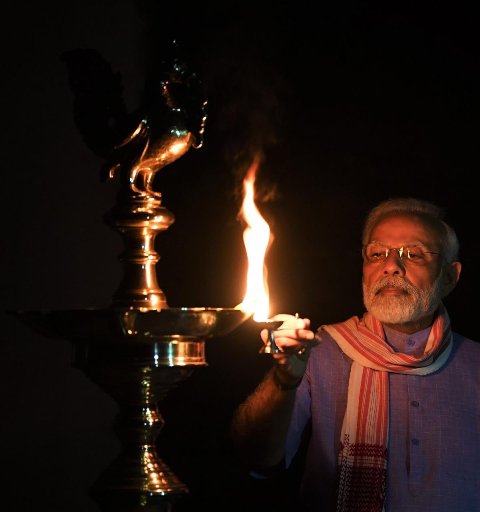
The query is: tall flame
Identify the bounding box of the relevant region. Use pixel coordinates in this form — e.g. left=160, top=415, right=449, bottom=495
left=236, top=157, right=273, bottom=321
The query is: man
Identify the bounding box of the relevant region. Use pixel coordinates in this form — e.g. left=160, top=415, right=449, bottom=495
left=231, top=197, right=480, bottom=511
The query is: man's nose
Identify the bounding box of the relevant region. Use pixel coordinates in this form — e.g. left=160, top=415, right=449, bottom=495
left=383, top=249, right=406, bottom=275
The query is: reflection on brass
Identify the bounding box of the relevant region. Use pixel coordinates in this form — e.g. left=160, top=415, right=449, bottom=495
left=105, top=196, right=175, bottom=309
left=137, top=367, right=188, bottom=496
left=82, top=353, right=195, bottom=508
left=15, top=307, right=248, bottom=342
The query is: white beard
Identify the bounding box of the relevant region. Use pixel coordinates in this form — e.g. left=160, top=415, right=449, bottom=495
left=363, top=273, right=444, bottom=324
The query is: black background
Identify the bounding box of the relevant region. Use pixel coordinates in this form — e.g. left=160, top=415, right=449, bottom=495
left=1, top=1, right=479, bottom=511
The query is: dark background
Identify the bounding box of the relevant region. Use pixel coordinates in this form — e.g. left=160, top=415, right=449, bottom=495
left=1, top=1, right=479, bottom=511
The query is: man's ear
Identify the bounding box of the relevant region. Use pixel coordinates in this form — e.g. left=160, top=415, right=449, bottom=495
left=442, top=261, right=462, bottom=297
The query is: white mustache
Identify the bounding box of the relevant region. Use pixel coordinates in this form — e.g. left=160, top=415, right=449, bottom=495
left=372, top=276, right=417, bottom=295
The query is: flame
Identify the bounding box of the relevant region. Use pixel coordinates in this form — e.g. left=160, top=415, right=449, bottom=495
left=236, top=156, right=273, bottom=321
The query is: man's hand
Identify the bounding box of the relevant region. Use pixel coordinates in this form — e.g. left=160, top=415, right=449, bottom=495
left=260, top=313, right=318, bottom=388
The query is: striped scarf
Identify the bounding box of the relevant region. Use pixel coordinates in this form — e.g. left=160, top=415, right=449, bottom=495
left=322, top=304, right=453, bottom=512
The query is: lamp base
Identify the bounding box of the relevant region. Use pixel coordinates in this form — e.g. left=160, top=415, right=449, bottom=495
left=12, top=307, right=250, bottom=511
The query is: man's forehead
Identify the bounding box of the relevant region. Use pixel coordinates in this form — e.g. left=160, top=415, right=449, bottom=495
left=370, top=214, right=440, bottom=242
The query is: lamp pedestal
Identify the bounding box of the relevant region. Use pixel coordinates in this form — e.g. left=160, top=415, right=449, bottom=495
left=13, top=171, right=249, bottom=511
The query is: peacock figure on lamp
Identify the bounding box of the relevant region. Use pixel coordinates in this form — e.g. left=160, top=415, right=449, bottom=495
left=62, top=39, right=207, bottom=199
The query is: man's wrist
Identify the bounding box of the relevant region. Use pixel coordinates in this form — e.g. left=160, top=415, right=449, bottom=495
left=272, top=367, right=302, bottom=391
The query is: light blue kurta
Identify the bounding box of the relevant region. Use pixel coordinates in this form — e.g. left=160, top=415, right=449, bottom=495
left=286, top=321, right=480, bottom=511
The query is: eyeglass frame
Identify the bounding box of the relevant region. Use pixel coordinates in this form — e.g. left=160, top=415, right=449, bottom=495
left=362, top=241, right=440, bottom=264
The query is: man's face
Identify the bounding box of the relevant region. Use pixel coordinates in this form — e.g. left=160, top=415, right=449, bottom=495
left=362, top=215, right=445, bottom=328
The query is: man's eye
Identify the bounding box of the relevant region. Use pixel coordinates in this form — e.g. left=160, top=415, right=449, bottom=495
left=407, top=248, right=425, bottom=260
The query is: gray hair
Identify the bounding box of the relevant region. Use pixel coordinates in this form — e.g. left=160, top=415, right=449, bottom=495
left=362, top=197, right=460, bottom=262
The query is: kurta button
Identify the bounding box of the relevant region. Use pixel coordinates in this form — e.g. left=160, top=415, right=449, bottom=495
left=411, top=438, right=420, bottom=446
left=411, top=400, right=419, bottom=407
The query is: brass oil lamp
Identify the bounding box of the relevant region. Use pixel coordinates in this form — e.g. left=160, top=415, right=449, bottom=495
left=13, top=42, right=250, bottom=511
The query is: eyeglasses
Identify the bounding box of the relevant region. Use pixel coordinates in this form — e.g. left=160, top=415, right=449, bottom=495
left=363, top=242, right=440, bottom=265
